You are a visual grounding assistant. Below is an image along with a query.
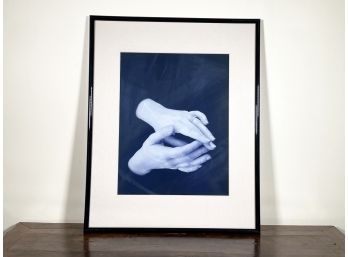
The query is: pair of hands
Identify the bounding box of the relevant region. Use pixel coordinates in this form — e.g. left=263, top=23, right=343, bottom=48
left=128, top=99, right=216, bottom=175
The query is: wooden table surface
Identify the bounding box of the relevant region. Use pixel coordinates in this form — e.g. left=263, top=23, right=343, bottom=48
left=4, top=223, right=344, bottom=257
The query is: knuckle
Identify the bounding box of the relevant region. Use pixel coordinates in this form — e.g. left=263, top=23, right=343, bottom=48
left=166, top=158, right=177, bottom=167
left=166, top=150, right=177, bottom=159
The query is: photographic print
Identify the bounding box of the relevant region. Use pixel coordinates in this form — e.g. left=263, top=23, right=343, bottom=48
left=118, top=53, right=229, bottom=195
left=84, top=16, right=260, bottom=233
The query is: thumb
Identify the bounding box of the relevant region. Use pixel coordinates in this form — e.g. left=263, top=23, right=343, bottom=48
left=143, top=126, right=175, bottom=146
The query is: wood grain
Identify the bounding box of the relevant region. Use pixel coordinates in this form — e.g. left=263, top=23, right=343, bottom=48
left=4, top=223, right=344, bottom=257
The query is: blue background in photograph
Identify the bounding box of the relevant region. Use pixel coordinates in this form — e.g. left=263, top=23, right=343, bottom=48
left=118, top=53, right=229, bottom=195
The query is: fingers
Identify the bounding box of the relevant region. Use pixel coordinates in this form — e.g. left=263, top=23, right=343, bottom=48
left=164, top=136, right=186, bottom=147
left=143, top=126, right=174, bottom=146
left=190, top=154, right=211, bottom=166
left=204, top=142, right=216, bottom=150
left=190, top=111, right=209, bottom=125
left=175, top=154, right=212, bottom=173
left=175, top=153, right=211, bottom=168
left=178, top=165, right=201, bottom=173
left=173, top=146, right=212, bottom=172
left=189, top=111, right=215, bottom=142
left=169, top=142, right=215, bottom=167
left=172, top=145, right=209, bottom=164
left=191, top=117, right=215, bottom=141
left=170, top=140, right=202, bottom=157
left=179, top=121, right=211, bottom=144
left=188, top=146, right=209, bottom=159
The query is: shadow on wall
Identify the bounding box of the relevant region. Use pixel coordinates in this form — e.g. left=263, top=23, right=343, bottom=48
left=64, top=18, right=89, bottom=223
left=260, top=21, right=278, bottom=225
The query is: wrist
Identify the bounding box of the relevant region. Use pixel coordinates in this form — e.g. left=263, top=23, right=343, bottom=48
left=136, top=98, right=168, bottom=130
left=128, top=148, right=152, bottom=175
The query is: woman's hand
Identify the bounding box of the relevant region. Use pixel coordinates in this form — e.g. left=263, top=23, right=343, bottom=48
left=163, top=136, right=211, bottom=173
left=136, top=98, right=216, bottom=150
left=128, top=126, right=212, bottom=175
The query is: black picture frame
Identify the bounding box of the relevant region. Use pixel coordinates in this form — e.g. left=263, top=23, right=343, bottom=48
left=84, top=15, right=260, bottom=234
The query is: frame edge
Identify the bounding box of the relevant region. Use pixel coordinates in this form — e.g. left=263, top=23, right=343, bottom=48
left=83, top=15, right=95, bottom=233
left=83, top=16, right=261, bottom=234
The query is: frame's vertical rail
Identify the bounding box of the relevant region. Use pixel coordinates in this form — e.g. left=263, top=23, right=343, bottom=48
left=84, top=16, right=95, bottom=233
left=254, top=19, right=261, bottom=233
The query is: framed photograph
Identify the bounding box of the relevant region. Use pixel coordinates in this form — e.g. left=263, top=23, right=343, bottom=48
left=84, top=16, right=260, bottom=233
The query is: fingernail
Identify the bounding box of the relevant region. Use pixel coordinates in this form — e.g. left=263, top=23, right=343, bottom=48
left=204, top=143, right=213, bottom=150
left=209, top=142, right=216, bottom=149
left=211, top=136, right=216, bottom=141
left=206, top=155, right=211, bottom=161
